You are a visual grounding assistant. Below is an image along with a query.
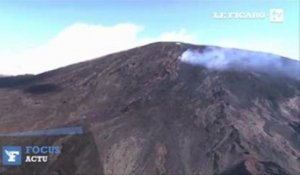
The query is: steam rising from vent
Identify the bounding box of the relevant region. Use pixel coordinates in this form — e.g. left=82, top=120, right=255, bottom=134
left=179, top=47, right=300, bottom=80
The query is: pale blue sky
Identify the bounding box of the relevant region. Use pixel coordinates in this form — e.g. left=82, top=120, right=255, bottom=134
left=0, top=0, right=299, bottom=74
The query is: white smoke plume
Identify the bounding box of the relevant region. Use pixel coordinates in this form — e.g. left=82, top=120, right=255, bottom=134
left=179, top=47, right=300, bottom=80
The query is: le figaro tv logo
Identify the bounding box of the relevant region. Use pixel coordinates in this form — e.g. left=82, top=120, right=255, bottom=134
left=269, top=9, right=284, bottom=23
left=2, top=145, right=61, bottom=166
left=2, top=146, right=22, bottom=166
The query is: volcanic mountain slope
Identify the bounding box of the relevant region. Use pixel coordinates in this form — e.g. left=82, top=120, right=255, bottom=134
left=0, top=42, right=299, bottom=175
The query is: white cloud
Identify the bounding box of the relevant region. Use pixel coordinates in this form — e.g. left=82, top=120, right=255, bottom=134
left=0, top=22, right=298, bottom=75
left=0, top=23, right=197, bottom=75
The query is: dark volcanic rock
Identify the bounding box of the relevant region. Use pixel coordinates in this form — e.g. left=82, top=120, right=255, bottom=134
left=0, top=42, right=299, bottom=175
left=220, top=158, right=292, bottom=175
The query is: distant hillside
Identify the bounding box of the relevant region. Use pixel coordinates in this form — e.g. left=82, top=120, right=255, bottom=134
left=0, top=42, right=299, bottom=175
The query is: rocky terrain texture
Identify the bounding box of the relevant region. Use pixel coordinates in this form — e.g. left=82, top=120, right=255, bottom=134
left=0, top=42, right=299, bottom=175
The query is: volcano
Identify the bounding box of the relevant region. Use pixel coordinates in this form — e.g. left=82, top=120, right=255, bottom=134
left=0, top=42, right=299, bottom=175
